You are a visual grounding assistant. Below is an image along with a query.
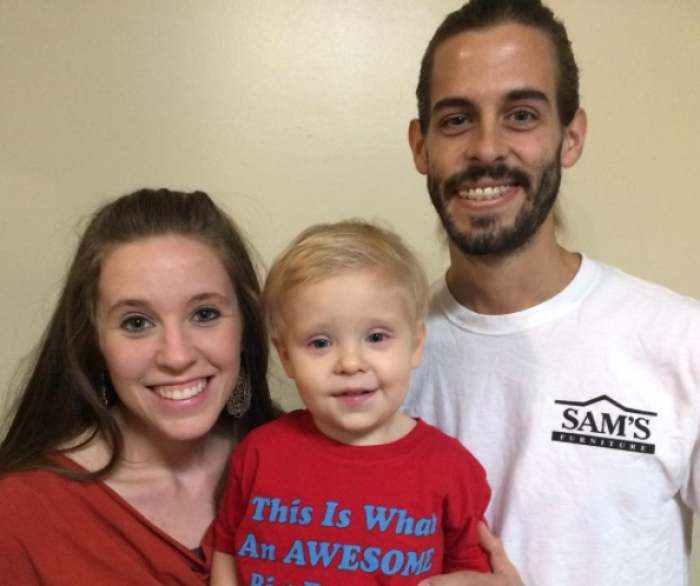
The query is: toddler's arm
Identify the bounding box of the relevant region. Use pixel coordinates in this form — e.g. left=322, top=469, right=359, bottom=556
left=210, top=551, right=240, bottom=586
left=421, top=523, right=524, bottom=586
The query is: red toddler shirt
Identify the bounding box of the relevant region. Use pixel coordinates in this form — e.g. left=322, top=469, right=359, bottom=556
left=214, top=410, right=490, bottom=586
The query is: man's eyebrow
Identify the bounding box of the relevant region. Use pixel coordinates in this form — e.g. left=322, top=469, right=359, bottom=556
left=432, top=96, right=476, bottom=115
left=504, top=88, right=550, bottom=105
left=431, top=89, right=550, bottom=117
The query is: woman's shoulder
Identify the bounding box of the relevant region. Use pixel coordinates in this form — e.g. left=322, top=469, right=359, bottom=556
left=0, top=458, right=212, bottom=583
left=0, top=464, right=78, bottom=555
left=0, top=466, right=57, bottom=504
left=0, top=468, right=66, bottom=583
left=0, top=455, right=98, bottom=511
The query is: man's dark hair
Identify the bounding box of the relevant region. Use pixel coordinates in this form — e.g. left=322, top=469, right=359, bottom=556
left=416, top=0, right=580, bottom=133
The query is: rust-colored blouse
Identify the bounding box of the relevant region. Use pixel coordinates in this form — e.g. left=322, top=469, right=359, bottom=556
left=0, top=454, right=212, bottom=585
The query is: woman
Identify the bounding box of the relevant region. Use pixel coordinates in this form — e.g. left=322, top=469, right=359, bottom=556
left=0, top=188, right=280, bottom=584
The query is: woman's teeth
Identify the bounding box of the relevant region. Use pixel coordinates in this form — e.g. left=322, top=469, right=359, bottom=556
left=154, top=379, right=207, bottom=401
left=458, top=185, right=512, bottom=201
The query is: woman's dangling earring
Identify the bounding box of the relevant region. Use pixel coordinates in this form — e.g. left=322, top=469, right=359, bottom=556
left=227, top=366, right=252, bottom=418
left=100, top=372, right=109, bottom=407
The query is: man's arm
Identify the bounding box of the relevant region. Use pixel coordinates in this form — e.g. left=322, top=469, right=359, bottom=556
left=419, top=522, right=525, bottom=586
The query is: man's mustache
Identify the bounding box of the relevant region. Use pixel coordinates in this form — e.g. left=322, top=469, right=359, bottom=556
left=443, top=164, right=531, bottom=197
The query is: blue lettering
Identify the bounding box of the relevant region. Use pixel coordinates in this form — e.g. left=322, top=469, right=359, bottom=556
left=321, top=502, right=339, bottom=527
left=401, top=551, right=424, bottom=576
left=298, top=506, right=313, bottom=525
left=237, top=533, right=260, bottom=559
left=359, top=547, right=380, bottom=572
left=395, top=510, right=414, bottom=535
left=260, top=542, right=276, bottom=561
left=251, top=497, right=271, bottom=521
left=364, top=506, right=396, bottom=532
left=414, top=515, right=437, bottom=536
left=282, top=540, right=306, bottom=566
left=336, top=509, right=351, bottom=528
left=307, top=541, right=342, bottom=567
left=423, top=548, right=434, bottom=572
left=269, top=498, right=288, bottom=523
left=337, top=544, right=361, bottom=570
left=401, top=549, right=434, bottom=576
left=381, top=550, right=405, bottom=575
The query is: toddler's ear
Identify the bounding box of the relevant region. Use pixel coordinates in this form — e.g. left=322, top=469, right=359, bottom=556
left=272, top=337, right=295, bottom=379
left=410, top=321, right=427, bottom=369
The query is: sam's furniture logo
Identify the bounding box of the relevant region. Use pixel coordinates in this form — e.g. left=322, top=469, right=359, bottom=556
left=552, top=395, right=657, bottom=455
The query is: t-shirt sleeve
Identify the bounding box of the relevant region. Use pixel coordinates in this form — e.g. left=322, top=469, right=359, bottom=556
left=441, top=444, right=491, bottom=574
left=681, top=404, right=700, bottom=514
left=214, top=451, right=245, bottom=555
left=214, top=444, right=252, bottom=556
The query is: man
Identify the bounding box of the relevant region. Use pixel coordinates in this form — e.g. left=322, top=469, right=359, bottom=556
left=404, top=1, right=700, bottom=585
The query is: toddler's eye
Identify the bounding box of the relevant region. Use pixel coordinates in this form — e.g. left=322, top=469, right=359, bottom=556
left=194, top=307, right=221, bottom=323
left=367, top=333, right=386, bottom=343
left=311, top=339, right=330, bottom=349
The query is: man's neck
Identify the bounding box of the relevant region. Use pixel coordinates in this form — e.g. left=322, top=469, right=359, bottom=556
left=446, top=226, right=581, bottom=315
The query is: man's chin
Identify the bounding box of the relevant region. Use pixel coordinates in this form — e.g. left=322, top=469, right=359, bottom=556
left=446, top=222, right=533, bottom=257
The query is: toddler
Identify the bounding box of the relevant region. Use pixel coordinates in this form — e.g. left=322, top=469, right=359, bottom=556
left=211, top=220, right=490, bottom=586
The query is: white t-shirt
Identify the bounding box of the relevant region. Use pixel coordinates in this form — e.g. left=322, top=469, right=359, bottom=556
left=404, top=256, right=700, bottom=586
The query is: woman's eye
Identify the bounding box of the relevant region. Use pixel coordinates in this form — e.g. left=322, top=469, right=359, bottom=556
left=367, top=333, right=386, bottom=343
left=120, top=316, right=152, bottom=333
left=311, top=339, right=330, bottom=349
left=193, top=307, right=221, bottom=323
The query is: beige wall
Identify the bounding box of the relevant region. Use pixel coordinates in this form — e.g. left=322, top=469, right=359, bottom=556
left=1, top=0, right=699, bottom=578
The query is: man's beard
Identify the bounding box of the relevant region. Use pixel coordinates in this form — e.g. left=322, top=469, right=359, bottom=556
left=427, top=156, right=562, bottom=257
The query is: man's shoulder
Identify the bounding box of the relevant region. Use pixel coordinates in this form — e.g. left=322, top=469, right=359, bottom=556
left=425, top=260, right=700, bottom=327
left=424, top=274, right=453, bottom=323
left=595, top=262, right=700, bottom=322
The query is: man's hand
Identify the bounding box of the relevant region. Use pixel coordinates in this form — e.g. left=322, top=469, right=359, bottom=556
left=418, top=522, right=525, bottom=586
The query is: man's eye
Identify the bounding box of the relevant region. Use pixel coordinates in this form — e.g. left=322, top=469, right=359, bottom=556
left=511, top=109, right=536, bottom=122
left=120, top=316, right=152, bottom=332
left=443, top=115, right=468, bottom=128
left=194, top=307, right=221, bottom=323
left=367, top=333, right=386, bottom=343
left=311, top=339, right=330, bottom=349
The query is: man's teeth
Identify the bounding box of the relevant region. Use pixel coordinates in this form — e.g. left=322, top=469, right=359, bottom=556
left=458, top=185, right=512, bottom=201
left=154, top=380, right=206, bottom=401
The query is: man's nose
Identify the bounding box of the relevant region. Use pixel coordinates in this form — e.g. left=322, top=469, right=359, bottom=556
left=467, top=120, right=508, bottom=165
